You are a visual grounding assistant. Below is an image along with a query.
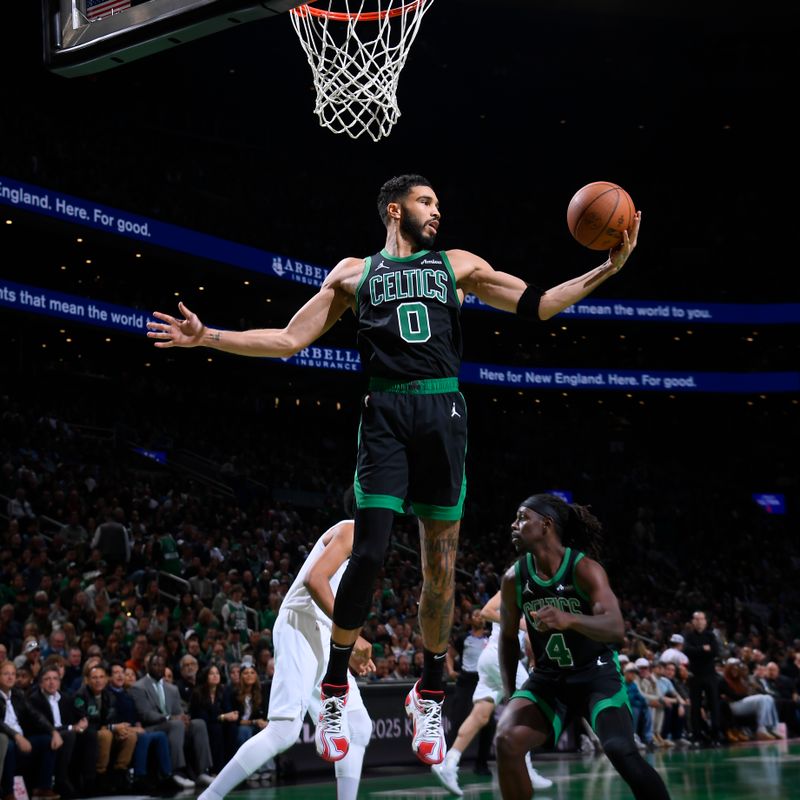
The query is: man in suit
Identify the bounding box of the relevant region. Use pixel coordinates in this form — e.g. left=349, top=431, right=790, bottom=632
left=74, top=662, right=137, bottom=792
left=129, top=654, right=213, bottom=787
left=0, top=660, right=61, bottom=800
left=27, top=665, right=92, bottom=799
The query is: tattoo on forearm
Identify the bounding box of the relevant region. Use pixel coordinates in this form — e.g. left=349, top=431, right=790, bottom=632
left=206, top=331, right=221, bottom=342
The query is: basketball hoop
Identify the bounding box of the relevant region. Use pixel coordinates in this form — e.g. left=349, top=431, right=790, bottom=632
left=290, top=0, right=436, bottom=142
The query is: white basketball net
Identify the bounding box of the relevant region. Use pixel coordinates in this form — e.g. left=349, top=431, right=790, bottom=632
left=290, top=0, right=436, bottom=142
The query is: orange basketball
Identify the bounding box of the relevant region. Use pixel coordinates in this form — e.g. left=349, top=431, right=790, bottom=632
left=567, top=181, right=635, bottom=251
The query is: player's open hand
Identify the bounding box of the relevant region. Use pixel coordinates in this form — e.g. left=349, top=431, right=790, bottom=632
left=147, top=301, right=206, bottom=348
left=609, top=210, right=642, bottom=273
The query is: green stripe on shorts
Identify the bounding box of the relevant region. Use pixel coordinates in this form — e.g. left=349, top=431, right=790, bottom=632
left=510, top=689, right=563, bottom=744
left=412, top=473, right=467, bottom=521
left=354, top=473, right=405, bottom=514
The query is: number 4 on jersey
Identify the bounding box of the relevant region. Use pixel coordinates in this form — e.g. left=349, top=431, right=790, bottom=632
left=545, top=632, right=575, bottom=667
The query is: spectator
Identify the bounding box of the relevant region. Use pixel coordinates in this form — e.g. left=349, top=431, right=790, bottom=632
left=62, top=648, right=83, bottom=692
left=220, top=586, right=249, bottom=645
left=660, top=634, right=689, bottom=667
left=392, top=654, right=413, bottom=681
left=684, top=610, right=722, bottom=746
left=0, top=659, right=61, bottom=799
left=719, top=659, right=783, bottom=741
left=106, top=661, right=184, bottom=792
left=654, top=661, right=685, bottom=745
left=225, top=661, right=269, bottom=782
left=74, top=662, right=136, bottom=792
left=41, top=630, right=68, bottom=661
left=58, top=512, right=88, bottom=552
left=90, top=508, right=130, bottom=571
left=661, top=661, right=691, bottom=746
left=13, top=636, right=41, bottom=678
left=189, top=665, right=230, bottom=777
left=129, top=654, right=213, bottom=787
left=177, top=653, right=200, bottom=709
left=7, top=489, right=34, bottom=521
left=634, top=658, right=671, bottom=747
left=623, top=662, right=652, bottom=750
left=125, top=634, right=150, bottom=677
left=27, top=665, right=92, bottom=799
left=761, top=661, right=800, bottom=736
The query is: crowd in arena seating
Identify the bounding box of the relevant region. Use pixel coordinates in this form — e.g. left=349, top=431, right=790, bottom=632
left=1, top=384, right=798, bottom=798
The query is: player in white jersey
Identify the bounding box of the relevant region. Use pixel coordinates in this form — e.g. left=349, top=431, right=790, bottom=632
left=432, top=590, right=553, bottom=797
left=199, top=489, right=374, bottom=800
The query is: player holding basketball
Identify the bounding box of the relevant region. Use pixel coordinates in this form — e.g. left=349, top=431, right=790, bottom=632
left=148, top=175, right=641, bottom=766
left=432, top=589, right=552, bottom=796
left=197, top=488, right=374, bottom=800
left=494, top=494, right=671, bottom=800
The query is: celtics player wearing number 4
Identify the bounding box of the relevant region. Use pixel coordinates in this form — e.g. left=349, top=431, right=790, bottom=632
left=148, top=175, right=642, bottom=766
left=495, top=494, right=670, bottom=800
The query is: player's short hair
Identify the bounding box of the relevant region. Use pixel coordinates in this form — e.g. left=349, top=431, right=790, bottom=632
left=377, top=174, right=433, bottom=226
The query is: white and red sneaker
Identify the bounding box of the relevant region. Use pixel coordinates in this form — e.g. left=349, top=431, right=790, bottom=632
left=405, top=680, right=446, bottom=765
left=315, top=685, right=350, bottom=762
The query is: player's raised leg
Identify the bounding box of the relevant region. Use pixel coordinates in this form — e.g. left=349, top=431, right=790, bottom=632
left=405, top=517, right=459, bottom=765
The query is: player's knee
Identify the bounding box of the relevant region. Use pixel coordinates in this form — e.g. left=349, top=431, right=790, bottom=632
left=602, top=734, right=637, bottom=764
left=348, top=708, right=372, bottom=747
left=494, top=724, right=527, bottom=761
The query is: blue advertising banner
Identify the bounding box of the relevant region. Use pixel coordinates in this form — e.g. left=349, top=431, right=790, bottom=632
left=3, top=278, right=798, bottom=395
left=3, top=174, right=800, bottom=325
left=752, top=493, right=787, bottom=515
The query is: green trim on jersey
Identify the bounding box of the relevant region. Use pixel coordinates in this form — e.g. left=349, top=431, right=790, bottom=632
left=510, top=689, right=563, bottom=744
left=439, top=251, right=462, bottom=308
left=572, top=552, right=591, bottom=601
left=379, top=248, right=431, bottom=263
left=353, top=473, right=405, bottom=514
left=412, top=471, right=467, bottom=521
left=354, top=256, right=372, bottom=316
left=515, top=560, right=523, bottom=609
left=368, top=376, right=459, bottom=394
left=528, top=547, right=572, bottom=587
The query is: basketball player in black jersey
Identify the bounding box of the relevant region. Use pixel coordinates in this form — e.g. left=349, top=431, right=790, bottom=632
left=495, top=493, right=670, bottom=799
left=148, top=175, right=641, bottom=766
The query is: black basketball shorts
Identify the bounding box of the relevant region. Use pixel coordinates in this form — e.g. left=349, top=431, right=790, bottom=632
left=353, top=377, right=467, bottom=521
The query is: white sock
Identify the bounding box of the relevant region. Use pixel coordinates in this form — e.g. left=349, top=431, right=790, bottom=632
left=445, top=748, right=462, bottom=768
left=524, top=752, right=533, bottom=772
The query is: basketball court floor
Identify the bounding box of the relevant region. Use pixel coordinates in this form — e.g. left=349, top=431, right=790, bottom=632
left=115, top=738, right=798, bottom=799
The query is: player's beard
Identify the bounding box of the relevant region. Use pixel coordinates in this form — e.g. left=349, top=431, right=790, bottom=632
left=401, top=212, right=437, bottom=249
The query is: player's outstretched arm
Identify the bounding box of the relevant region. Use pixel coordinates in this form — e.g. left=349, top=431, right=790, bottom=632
left=146, top=258, right=359, bottom=357
left=537, top=211, right=641, bottom=318
left=450, top=210, right=641, bottom=320
left=499, top=568, right=522, bottom=700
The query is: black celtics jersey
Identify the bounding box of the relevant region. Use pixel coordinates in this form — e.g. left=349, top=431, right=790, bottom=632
left=516, top=547, right=615, bottom=672
left=355, top=249, right=462, bottom=380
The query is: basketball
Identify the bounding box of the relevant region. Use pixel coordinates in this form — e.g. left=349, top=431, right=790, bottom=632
left=567, top=181, right=635, bottom=251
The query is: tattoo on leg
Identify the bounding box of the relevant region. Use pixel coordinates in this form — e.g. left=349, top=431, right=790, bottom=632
left=418, top=529, right=458, bottom=651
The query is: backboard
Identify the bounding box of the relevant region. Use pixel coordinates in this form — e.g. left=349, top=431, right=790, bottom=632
left=42, top=0, right=306, bottom=77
